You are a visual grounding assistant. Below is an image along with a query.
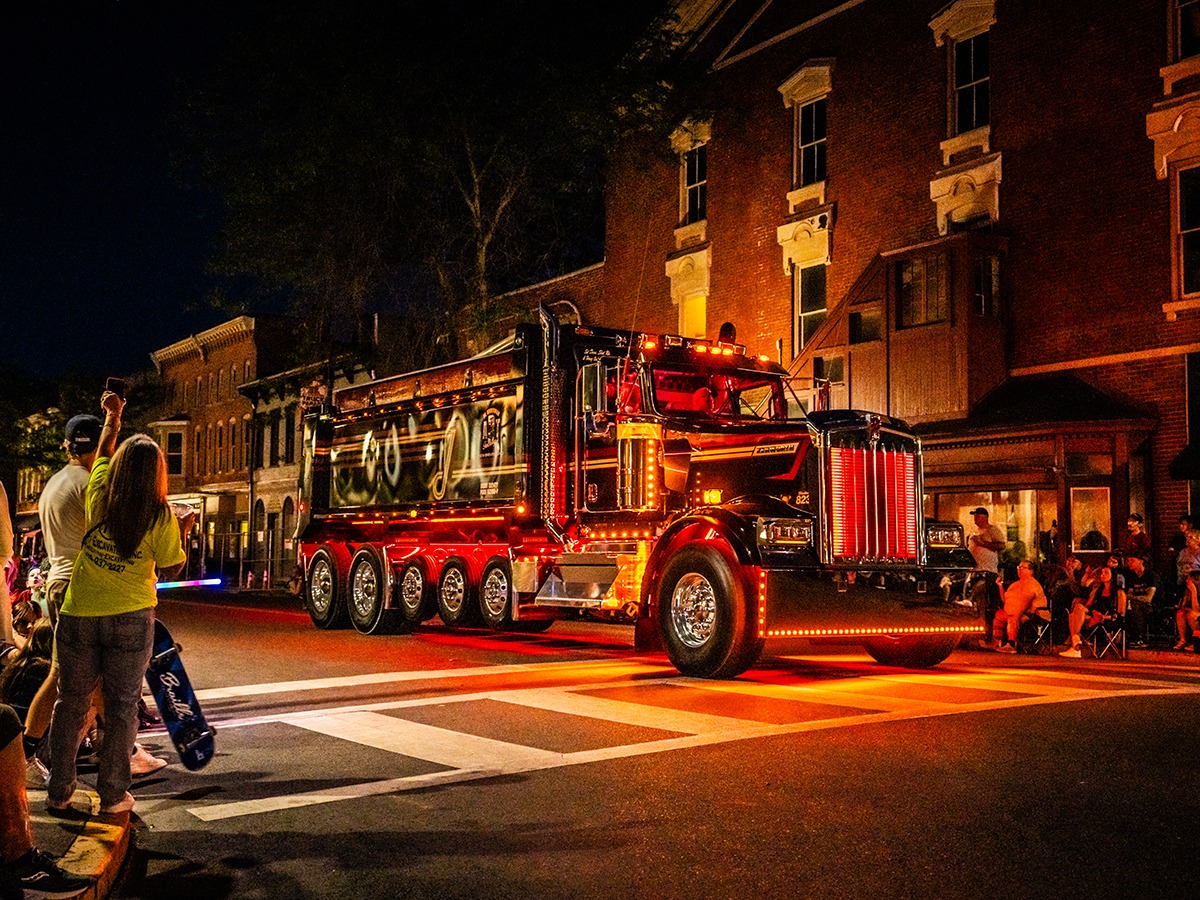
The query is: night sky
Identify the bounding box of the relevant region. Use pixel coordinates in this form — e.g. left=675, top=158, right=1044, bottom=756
left=1, top=3, right=228, bottom=380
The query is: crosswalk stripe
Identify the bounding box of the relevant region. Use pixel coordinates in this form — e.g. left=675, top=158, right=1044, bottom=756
left=492, top=687, right=770, bottom=733
left=290, top=710, right=564, bottom=770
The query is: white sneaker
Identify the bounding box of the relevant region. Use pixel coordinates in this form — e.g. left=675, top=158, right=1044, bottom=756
left=996, top=643, right=1017, bottom=654
left=26, top=755, right=50, bottom=787
left=130, top=743, right=168, bottom=777
left=1059, top=645, right=1082, bottom=658
left=100, top=791, right=135, bottom=815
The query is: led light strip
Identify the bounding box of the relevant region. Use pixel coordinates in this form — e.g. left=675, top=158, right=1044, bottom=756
left=763, top=626, right=973, bottom=638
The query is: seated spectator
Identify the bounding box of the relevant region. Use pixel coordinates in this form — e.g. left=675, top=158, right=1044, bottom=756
left=0, top=702, right=92, bottom=898
left=1175, top=530, right=1200, bottom=604
left=0, top=620, right=52, bottom=727
left=1060, top=565, right=1126, bottom=658
left=1174, top=569, right=1200, bottom=652
left=1124, top=553, right=1162, bottom=648
left=989, top=561, right=1050, bottom=653
left=1046, top=555, right=1085, bottom=644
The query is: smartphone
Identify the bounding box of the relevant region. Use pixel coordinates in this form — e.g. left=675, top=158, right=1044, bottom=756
left=105, top=377, right=126, bottom=399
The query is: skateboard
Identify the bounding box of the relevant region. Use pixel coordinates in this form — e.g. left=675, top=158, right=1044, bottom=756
left=144, top=619, right=215, bottom=771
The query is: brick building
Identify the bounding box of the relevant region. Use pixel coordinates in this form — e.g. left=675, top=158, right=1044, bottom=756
left=587, top=0, right=1200, bottom=573
left=148, top=316, right=301, bottom=581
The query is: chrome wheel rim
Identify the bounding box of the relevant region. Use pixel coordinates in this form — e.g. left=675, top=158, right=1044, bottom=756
left=669, top=572, right=716, bottom=648
left=481, top=568, right=509, bottom=620
left=440, top=567, right=465, bottom=615
left=400, top=566, right=425, bottom=615
left=310, top=559, right=333, bottom=616
left=351, top=562, right=378, bottom=619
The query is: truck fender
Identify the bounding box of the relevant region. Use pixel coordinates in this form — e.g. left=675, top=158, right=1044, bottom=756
left=639, top=513, right=757, bottom=620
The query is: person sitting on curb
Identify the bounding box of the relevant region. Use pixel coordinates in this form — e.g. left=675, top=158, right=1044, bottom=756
left=0, top=702, right=91, bottom=899
left=1174, top=569, right=1200, bottom=651
left=988, top=561, right=1050, bottom=653
left=1060, top=565, right=1126, bottom=658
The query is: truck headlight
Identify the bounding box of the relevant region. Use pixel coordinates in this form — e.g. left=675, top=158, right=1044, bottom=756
left=757, top=518, right=813, bottom=547
left=925, top=522, right=964, bottom=549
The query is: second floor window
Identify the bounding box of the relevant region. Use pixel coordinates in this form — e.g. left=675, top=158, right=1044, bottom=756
left=797, top=98, right=826, bottom=187
left=793, top=263, right=827, bottom=355
left=955, top=31, right=989, bottom=134
left=973, top=254, right=1001, bottom=316
left=1181, top=0, right=1200, bottom=60
left=683, top=143, right=707, bottom=225
left=899, top=253, right=948, bottom=327
left=165, top=432, right=183, bottom=476
left=1180, top=166, right=1200, bottom=295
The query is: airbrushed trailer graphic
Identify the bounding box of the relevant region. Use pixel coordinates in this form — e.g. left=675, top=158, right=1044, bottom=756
left=297, top=306, right=981, bottom=676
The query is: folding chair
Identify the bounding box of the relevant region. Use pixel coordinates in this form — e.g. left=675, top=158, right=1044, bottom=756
left=1083, top=614, right=1126, bottom=659
left=1016, top=609, right=1054, bottom=655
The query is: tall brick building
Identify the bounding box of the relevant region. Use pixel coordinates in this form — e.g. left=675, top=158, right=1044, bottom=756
left=148, top=316, right=301, bottom=581
left=582, top=0, right=1200, bottom=571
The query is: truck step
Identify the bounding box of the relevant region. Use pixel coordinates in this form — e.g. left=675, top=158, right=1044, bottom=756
left=533, top=554, right=620, bottom=608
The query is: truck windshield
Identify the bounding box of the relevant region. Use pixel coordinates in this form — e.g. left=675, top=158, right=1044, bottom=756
left=650, top=366, right=796, bottom=421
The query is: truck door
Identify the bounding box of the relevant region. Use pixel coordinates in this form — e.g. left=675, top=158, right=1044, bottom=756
left=579, top=359, right=632, bottom=512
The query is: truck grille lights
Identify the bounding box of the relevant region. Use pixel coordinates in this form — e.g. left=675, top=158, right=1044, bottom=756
left=828, top=446, right=917, bottom=561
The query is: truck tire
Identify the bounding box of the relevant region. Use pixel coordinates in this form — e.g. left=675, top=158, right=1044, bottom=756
left=862, top=634, right=959, bottom=668
left=305, top=546, right=348, bottom=629
left=479, top=559, right=514, bottom=630
left=437, top=558, right=477, bottom=627
left=348, top=548, right=406, bottom=635
left=656, top=545, right=762, bottom=678
left=397, top=560, right=435, bottom=625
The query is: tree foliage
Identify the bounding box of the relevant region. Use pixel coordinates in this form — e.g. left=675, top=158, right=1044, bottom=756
left=176, top=0, right=686, bottom=363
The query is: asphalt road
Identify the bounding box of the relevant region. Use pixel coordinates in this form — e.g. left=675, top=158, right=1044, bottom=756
left=110, top=591, right=1200, bottom=899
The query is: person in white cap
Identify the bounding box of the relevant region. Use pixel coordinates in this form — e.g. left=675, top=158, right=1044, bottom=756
left=968, top=507, right=1007, bottom=649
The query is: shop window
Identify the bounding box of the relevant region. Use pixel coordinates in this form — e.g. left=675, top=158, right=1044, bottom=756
left=898, top=253, right=948, bottom=327
left=792, top=262, right=827, bottom=354
left=814, top=355, right=843, bottom=384
left=1071, top=486, right=1112, bottom=552
left=284, top=406, right=297, bottom=464
left=936, top=489, right=1058, bottom=573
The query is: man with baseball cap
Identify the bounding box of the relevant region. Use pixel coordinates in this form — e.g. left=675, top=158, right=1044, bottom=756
left=968, top=507, right=1007, bottom=649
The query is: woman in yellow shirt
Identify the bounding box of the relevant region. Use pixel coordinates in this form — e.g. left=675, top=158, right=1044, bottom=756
left=45, top=390, right=192, bottom=816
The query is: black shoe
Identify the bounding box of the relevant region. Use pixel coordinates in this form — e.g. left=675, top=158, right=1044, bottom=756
left=4, top=848, right=92, bottom=899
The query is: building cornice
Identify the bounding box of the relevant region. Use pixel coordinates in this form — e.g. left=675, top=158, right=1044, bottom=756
left=151, top=316, right=256, bottom=369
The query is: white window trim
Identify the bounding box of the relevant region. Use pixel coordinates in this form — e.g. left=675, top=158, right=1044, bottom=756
left=779, top=60, right=832, bottom=209
left=672, top=121, right=711, bottom=246
left=940, top=124, right=990, bottom=167
left=929, top=0, right=995, bottom=47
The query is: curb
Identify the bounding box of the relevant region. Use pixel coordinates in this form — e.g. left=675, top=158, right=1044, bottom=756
left=27, top=786, right=131, bottom=900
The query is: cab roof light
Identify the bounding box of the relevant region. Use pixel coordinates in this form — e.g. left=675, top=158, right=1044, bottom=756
left=663, top=335, right=684, bottom=348
left=695, top=344, right=709, bottom=353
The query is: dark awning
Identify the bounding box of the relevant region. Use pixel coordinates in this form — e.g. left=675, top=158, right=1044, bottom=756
left=1169, top=441, right=1200, bottom=479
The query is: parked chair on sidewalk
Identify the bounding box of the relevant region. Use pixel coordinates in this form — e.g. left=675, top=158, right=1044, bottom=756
left=1016, top=609, right=1053, bottom=655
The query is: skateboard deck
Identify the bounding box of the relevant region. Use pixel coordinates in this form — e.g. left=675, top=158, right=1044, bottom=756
left=145, top=619, right=215, bottom=771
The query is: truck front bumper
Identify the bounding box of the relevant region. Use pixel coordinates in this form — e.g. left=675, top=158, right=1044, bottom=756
left=757, top=567, right=982, bottom=639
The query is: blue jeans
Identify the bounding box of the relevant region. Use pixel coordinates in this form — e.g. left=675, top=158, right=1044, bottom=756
left=47, top=609, right=154, bottom=808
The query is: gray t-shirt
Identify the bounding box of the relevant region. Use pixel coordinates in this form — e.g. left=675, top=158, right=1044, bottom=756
left=38, top=462, right=89, bottom=583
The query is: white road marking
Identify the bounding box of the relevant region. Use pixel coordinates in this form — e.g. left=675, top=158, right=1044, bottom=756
left=195, top=659, right=668, bottom=701
left=187, top=665, right=1200, bottom=822
left=291, top=711, right=563, bottom=770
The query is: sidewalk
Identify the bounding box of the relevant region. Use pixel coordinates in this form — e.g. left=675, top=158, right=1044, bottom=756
left=25, top=774, right=130, bottom=900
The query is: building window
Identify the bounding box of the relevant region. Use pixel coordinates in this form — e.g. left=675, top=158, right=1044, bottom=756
left=1071, top=486, right=1112, bottom=552
left=165, top=432, right=183, bottom=476
left=284, top=406, right=297, bottom=464
left=954, top=31, right=989, bottom=135
left=1180, top=166, right=1200, bottom=296
left=230, top=421, right=239, bottom=471
left=683, top=143, right=707, bottom=225
left=244, top=415, right=253, bottom=468
left=1180, top=0, right=1200, bottom=60
left=797, top=98, right=826, bottom=188
left=792, top=263, right=827, bottom=355
left=973, top=254, right=1001, bottom=315
left=849, top=309, right=883, bottom=343
left=244, top=360, right=252, bottom=383
left=217, top=426, right=224, bottom=472
left=269, top=417, right=280, bottom=467
left=194, top=428, right=202, bottom=476
left=898, top=253, right=948, bottom=327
